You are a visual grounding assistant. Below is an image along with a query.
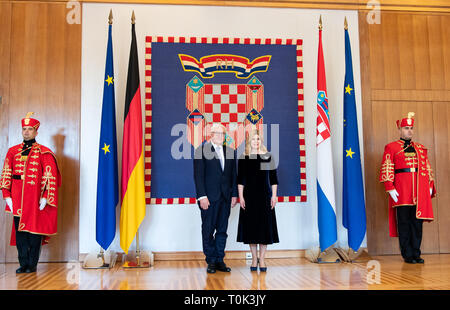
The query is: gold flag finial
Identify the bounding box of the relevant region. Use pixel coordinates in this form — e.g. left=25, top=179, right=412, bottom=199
left=407, top=112, right=415, bottom=119
left=319, top=15, right=323, bottom=30
left=25, top=112, right=34, bottom=119
left=108, top=9, right=113, bottom=25
left=131, top=10, right=136, bottom=24
left=344, top=17, right=348, bottom=30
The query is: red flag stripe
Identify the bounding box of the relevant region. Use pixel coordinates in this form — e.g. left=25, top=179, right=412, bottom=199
left=121, top=86, right=143, bottom=201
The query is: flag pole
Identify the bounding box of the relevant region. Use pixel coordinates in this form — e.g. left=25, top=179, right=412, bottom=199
left=314, top=14, right=341, bottom=264
left=98, top=247, right=105, bottom=264
left=339, top=15, right=370, bottom=263
left=123, top=229, right=151, bottom=268
left=83, top=9, right=119, bottom=269
left=101, top=8, right=113, bottom=269
left=136, top=229, right=140, bottom=266
left=134, top=9, right=146, bottom=269
left=108, top=8, right=113, bottom=25
left=120, top=11, right=150, bottom=268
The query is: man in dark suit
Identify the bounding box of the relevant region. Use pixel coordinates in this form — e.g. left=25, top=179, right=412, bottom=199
left=194, top=123, right=238, bottom=273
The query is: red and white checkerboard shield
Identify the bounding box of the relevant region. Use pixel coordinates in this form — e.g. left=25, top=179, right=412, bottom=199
left=186, top=76, right=264, bottom=149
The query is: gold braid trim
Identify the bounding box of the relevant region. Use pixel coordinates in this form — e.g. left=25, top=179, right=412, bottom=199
left=41, top=165, right=57, bottom=207
left=380, top=154, right=394, bottom=182
left=0, top=159, right=12, bottom=189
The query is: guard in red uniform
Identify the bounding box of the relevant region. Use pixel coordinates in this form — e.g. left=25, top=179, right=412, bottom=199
left=0, top=112, right=61, bottom=273
left=379, top=112, right=436, bottom=264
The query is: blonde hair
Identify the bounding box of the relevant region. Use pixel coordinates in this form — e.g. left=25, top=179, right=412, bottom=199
left=244, top=129, right=268, bottom=155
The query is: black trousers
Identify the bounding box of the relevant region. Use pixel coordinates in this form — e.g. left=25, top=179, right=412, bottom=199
left=199, top=196, right=231, bottom=265
left=396, top=206, right=423, bottom=260
left=14, top=216, right=42, bottom=269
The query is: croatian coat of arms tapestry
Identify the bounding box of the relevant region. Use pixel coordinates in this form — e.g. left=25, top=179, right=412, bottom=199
left=144, top=36, right=306, bottom=205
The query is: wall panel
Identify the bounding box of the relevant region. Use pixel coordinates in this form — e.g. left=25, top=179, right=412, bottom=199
left=442, top=16, right=450, bottom=90
left=428, top=16, right=445, bottom=90
left=0, top=1, right=11, bottom=264
left=433, top=102, right=450, bottom=253
left=3, top=1, right=80, bottom=262
left=412, top=15, right=431, bottom=90
left=360, top=11, right=450, bottom=255
left=381, top=13, right=400, bottom=90
left=397, top=14, right=415, bottom=90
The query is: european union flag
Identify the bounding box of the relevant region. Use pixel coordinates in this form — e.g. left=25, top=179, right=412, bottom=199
left=96, top=23, right=119, bottom=250
left=342, top=26, right=366, bottom=252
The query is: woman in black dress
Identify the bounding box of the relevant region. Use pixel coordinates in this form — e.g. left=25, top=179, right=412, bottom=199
left=237, top=130, right=279, bottom=272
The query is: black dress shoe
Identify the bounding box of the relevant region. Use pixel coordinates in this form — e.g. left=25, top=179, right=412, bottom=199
left=26, top=266, right=37, bottom=273
left=250, top=259, right=259, bottom=272
left=207, top=263, right=216, bottom=274
left=16, top=267, right=28, bottom=274
left=216, top=262, right=231, bottom=272
left=404, top=258, right=417, bottom=264
left=414, top=258, right=425, bottom=264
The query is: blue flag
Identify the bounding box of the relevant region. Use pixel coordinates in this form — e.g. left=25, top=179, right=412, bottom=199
left=342, top=27, right=366, bottom=252
left=96, top=23, right=119, bottom=250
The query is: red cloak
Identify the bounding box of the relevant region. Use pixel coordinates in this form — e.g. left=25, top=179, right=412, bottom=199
left=1, top=143, right=61, bottom=245
left=379, top=140, right=436, bottom=237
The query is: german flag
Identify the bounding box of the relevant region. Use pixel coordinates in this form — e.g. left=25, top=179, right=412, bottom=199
left=120, top=19, right=146, bottom=254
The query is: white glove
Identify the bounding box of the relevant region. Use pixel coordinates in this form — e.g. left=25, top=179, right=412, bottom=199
left=5, top=198, right=13, bottom=212
left=39, top=198, right=47, bottom=211
left=430, top=188, right=433, bottom=196
left=388, top=189, right=399, bottom=203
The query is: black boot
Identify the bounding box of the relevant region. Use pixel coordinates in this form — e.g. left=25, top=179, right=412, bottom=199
left=16, top=266, right=28, bottom=274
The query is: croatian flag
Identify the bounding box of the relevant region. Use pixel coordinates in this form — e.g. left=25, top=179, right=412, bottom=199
left=316, top=24, right=337, bottom=252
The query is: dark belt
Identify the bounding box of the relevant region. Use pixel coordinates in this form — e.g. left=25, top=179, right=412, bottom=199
left=395, top=168, right=416, bottom=174
left=12, top=174, right=23, bottom=180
